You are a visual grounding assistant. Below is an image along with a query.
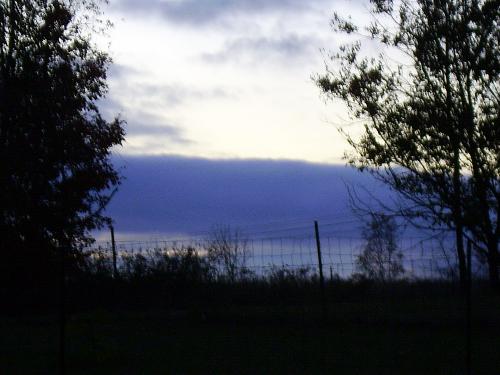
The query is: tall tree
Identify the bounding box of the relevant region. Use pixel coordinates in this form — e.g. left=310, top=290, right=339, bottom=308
left=317, top=0, right=499, bottom=286
left=0, top=0, right=124, bottom=282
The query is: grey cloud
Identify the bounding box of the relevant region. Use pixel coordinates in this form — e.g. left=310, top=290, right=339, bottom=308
left=124, top=111, right=192, bottom=145
left=97, top=96, right=125, bottom=119
left=201, top=34, right=323, bottom=64
left=98, top=97, right=191, bottom=144
left=107, top=63, right=141, bottom=80
left=106, top=64, right=237, bottom=107
left=130, top=83, right=235, bottom=107
left=125, top=122, right=186, bottom=141
left=113, top=0, right=324, bottom=25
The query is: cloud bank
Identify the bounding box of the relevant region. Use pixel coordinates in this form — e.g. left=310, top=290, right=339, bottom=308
left=104, top=155, right=391, bottom=238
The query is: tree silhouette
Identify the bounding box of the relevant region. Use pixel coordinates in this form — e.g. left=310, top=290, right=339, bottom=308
left=207, top=225, right=250, bottom=282
left=356, top=213, right=404, bottom=282
left=318, top=0, right=499, bottom=287
left=0, top=0, right=124, bottom=283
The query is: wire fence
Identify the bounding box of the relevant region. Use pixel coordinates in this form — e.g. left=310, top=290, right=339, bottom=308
left=47, top=224, right=488, bottom=375
left=84, top=230, right=481, bottom=281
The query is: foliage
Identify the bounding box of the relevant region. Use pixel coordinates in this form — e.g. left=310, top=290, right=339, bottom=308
left=356, top=213, right=404, bottom=281
left=207, top=225, right=250, bottom=282
left=81, top=246, right=114, bottom=277
left=114, top=246, right=214, bottom=283
left=0, top=0, right=124, bottom=281
left=317, top=0, right=499, bottom=286
left=267, top=265, right=315, bottom=285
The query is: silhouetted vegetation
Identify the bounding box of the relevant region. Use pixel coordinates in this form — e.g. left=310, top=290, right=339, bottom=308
left=3, top=270, right=500, bottom=374
left=355, top=213, right=404, bottom=281
left=2, top=233, right=499, bottom=374
left=1, top=0, right=499, bottom=373
left=318, top=0, right=499, bottom=288
left=0, top=238, right=476, bottom=312
left=207, top=225, right=253, bottom=282
left=0, top=0, right=124, bottom=289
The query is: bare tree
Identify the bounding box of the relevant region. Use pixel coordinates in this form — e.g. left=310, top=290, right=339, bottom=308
left=207, top=225, right=250, bottom=282
left=356, top=213, right=404, bottom=282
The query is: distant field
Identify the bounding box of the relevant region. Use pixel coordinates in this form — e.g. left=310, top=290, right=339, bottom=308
left=2, top=288, right=500, bottom=375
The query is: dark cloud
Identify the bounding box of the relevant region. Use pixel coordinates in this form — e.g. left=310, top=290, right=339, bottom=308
left=98, top=97, right=191, bottom=144
left=105, top=155, right=392, bottom=236
left=113, top=0, right=324, bottom=25
left=123, top=111, right=192, bottom=145
left=201, top=34, right=323, bottom=64
left=105, top=64, right=237, bottom=108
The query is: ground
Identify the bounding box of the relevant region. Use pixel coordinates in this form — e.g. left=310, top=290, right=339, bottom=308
left=2, top=289, right=499, bottom=374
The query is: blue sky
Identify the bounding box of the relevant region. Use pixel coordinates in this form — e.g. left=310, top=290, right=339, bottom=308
left=95, top=0, right=384, bottom=238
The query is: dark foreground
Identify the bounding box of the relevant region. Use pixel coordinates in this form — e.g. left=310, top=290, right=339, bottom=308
left=2, top=283, right=500, bottom=375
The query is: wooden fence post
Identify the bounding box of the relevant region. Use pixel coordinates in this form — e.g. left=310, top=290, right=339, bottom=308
left=110, top=225, right=117, bottom=278
left=314, top=221, right=327, bottom=319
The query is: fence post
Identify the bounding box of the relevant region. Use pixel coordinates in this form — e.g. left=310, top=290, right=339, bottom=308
left=466, top=239, right=472, bottom=375
left=314, top=221, right=327, bottom=319
left=110, top=225, right=117, bottom=278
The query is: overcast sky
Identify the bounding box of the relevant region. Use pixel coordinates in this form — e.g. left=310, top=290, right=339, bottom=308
left=100, top=0, right=371, bottom=162
left=95, top=0, right=383, bottom=238
left=98, top=155, right=393, bottom=240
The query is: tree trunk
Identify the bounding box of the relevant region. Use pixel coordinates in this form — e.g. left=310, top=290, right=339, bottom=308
left=455, top=224, right=467, bottom=290
left=487, top=238, right=499, bottom=289
left=452, top=143, right=467, bottom=290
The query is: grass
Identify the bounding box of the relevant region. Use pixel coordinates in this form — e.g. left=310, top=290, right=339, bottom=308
left=2, top=284, right=500, bottom=375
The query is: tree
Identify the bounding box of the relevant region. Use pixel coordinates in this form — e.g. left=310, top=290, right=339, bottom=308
left=207, top=225, right=250, bottom=282
left=356, top=213, right=404, bottom=282
left=0, top=0, right=124, bottom=282
left=317, top=0, right=499, bottom=287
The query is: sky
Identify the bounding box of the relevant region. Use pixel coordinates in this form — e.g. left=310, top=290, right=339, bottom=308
left=100, top=155, right=392, bottom=240
left=100, top=0, right=370, bottom=162
left=94, top=0, right=385, bottom=239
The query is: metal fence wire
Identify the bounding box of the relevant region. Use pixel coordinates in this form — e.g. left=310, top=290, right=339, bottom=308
left=83, top=231, right=485, bottom=281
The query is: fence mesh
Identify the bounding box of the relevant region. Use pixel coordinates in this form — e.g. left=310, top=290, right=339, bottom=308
left=84, top=231, right=480, bottom=281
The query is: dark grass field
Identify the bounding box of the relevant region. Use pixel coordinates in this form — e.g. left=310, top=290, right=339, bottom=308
left=2, top=283, right=500, bottom=375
